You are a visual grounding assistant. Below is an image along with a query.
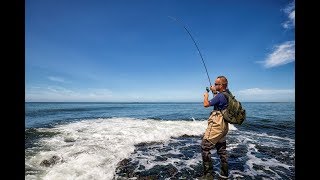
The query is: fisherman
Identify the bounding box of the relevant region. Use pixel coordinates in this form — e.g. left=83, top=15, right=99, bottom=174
left=201, top=75, right=230, bottom=179
left=170, top=17, right=230, bottom=179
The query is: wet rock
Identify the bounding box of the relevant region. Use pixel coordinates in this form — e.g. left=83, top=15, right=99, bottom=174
left=64, top=137, right=76, bottom=142
left=137, top=164, right=178, bottom=179
left=154, top=155, right=168, bottom=161
left=115, top=158, right=138, bottom=178
left=40, top=160, right=51, bottom=167
left=40, top=155, right=61, bottom=167
left=115, top=135, right=204, bottom=179
left=180, top=134, right=200, bottom=138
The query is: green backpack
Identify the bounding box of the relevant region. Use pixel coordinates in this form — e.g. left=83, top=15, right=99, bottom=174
left=220, top=91, right=246, bottom=125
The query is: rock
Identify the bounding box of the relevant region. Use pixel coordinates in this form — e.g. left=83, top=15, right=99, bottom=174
left=40, top=155, right=61, bottom=167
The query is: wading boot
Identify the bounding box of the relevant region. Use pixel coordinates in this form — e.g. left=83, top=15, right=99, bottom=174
left=199, top=162, right=214, bottom=180
left=218, top=163, right=228, bottom=179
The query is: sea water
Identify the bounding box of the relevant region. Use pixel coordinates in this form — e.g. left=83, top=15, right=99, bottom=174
left=25, top=102, right=295, bottom=179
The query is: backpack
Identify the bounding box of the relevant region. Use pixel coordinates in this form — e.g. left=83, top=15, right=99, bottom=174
left=220, top=91, right=246, bottom=125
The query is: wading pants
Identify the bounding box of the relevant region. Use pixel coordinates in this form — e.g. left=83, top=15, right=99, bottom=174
left=201, top=110, right=229, bottom=177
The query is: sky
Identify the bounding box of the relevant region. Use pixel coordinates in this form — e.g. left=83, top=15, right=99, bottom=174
left=25, top=0, right=295, bottom=102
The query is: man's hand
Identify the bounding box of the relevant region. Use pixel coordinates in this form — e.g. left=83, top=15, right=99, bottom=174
left=203, top=91, right=210, bottom=107
left=210, top=85, right=217, bottom=94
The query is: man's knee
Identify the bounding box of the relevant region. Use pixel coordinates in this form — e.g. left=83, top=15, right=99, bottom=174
left=201, top=138, right=214, bottom=151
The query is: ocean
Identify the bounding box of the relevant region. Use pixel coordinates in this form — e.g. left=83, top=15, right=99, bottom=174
left=25, top=102, right=295, bottom=180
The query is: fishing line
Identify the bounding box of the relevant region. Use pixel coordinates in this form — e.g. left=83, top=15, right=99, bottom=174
left=168, top=16, right=213, bottom=94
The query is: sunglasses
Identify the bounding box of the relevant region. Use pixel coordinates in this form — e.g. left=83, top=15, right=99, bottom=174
left=214, top=83, right=222, bottom=86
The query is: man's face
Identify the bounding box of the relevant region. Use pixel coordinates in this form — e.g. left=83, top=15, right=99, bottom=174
left=214, top=78, right=223, bottom=91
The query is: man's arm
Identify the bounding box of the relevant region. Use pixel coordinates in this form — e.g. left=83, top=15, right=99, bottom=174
left=204, top=85, right=218, bottom=107
left=203, top=92, right=210, bottom=107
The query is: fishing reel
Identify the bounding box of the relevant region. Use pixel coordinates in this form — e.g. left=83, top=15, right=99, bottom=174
left=206, top=87, right=210, bottom=92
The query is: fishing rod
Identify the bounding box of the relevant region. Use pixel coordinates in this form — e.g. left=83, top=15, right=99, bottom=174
left=168, top=16, right=213, bottom=95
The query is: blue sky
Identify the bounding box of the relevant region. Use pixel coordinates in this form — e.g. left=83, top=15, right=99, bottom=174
left=25, top=0, right=295, bottom=102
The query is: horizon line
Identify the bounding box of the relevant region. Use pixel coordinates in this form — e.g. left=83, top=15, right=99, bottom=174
left=25, top=101, right=295, bottom=103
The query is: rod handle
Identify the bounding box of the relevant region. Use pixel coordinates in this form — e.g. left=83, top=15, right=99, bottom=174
left=206, top=87, right=210, bottom=92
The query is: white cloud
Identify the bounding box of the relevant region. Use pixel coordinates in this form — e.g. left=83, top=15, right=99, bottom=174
left=236, top=88, right=295, bottom=102
left=256, top=2, right=295, bottom=69
left=47, top=86, right=76, bottom=95
left=48, top=76, right=68, bottom=83
left=282, top=2, right=295, bottom=29
left=25, top=85, right=295, bottom=102
left=87, top=88, right=113, bottom=98
left=26, top=86, right=116, bottom=102
left=261, top=41, right=295, bottom=68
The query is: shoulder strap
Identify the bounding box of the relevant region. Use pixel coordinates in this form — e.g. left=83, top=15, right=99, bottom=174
left=224, top=89, right=233, bottom=96
left=221, top=91, right=229, bottom=102
left=219, top=91, right=229, bottom=113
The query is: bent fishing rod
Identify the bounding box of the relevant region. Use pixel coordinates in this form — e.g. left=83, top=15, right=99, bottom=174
left=168, top=16, right=214, bottom=95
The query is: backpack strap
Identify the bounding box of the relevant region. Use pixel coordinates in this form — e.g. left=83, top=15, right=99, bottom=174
left=219, top=91, right=229, bottom=114
left=221, top=91, right=230, bottom=105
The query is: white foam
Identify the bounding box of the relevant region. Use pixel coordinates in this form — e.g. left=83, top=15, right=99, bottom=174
left=228, top=123, right=238, bottom=130
left=25, top=118, right=209, bottom=180
left=229, top=130, right=294, bottom=179
left=243, top=142, right=292, bottom=179
left=26, top=117, right=291, bottom=179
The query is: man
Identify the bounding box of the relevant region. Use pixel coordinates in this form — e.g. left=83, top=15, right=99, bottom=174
left=201, top=75, right=230, bottom=179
